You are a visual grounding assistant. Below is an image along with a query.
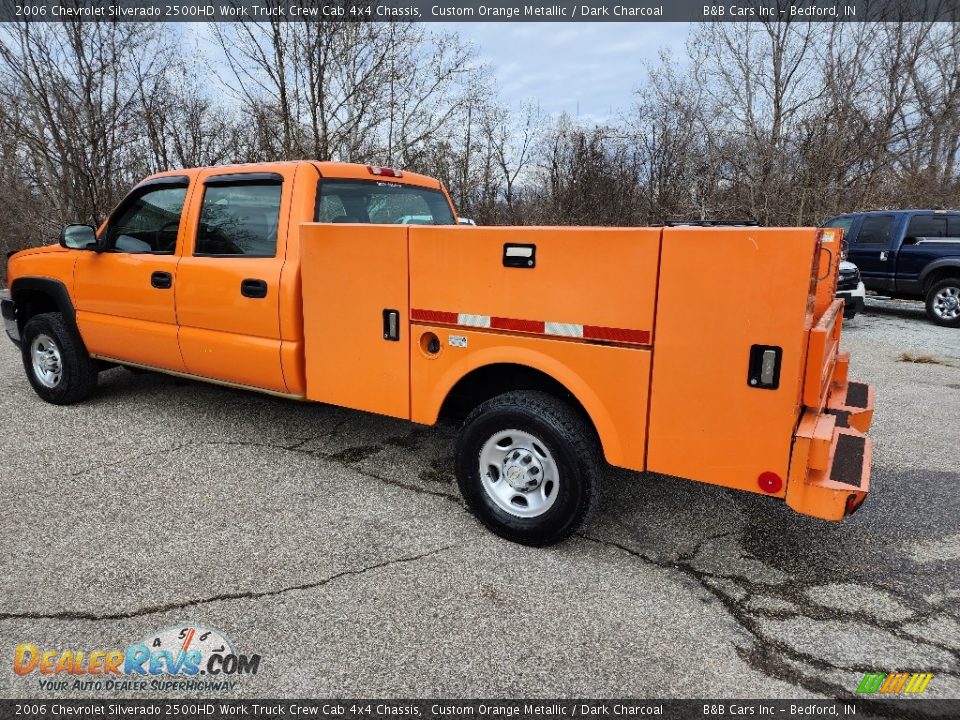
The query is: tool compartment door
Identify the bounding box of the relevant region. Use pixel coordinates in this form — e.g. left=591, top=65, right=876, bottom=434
left=408, top=226, right=660, bottom=334
left=299, top=224, right=410, bottom=418
left=646, top=227, right=818, bottom=494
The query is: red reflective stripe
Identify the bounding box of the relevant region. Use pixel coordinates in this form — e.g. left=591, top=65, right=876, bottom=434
left=412, top=309, right=651, bottom=346
left=491, top=317, right=545, bottom=333
left=411, top=309, right=458, bottom=324
left=583, top=325, right=651, bottom=345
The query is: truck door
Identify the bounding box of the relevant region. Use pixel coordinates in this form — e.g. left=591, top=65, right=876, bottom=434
left=174, top=168, right=292, bottom=393
left=73, top=176, right=190, bottom=371
left=847, top=214, right=898, bottom=293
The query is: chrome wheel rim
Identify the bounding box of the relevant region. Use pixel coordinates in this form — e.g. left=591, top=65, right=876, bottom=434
left=30, top=334, right=63, bottom=388
left=933, top=286, right=960, bottom=320
left=479, top=429, right=559, bottom=518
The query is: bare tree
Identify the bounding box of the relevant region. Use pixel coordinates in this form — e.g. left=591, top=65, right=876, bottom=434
left=0, top=21, right=175, bottom=230
left=209, top=9, right=481, bottom=165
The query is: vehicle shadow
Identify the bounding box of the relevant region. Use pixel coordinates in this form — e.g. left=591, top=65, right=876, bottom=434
left=861, top=297, right=927, bottom=321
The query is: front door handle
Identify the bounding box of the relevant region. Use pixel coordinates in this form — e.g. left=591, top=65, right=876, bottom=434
left=879, top=251, right=889, bottom=261
left=241, top=278, right=268, bottom=299
left=151, top=271, right=173, bottom=289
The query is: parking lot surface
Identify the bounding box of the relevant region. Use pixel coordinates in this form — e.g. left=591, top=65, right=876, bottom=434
left=1, top=298, right=958, bottom=699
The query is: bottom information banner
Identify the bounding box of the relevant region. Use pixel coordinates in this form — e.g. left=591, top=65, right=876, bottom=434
left=1, top=700, right=958, bottom=720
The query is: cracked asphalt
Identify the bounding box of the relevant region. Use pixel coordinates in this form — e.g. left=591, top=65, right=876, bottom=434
left=0, top=297, right=958, bottom=700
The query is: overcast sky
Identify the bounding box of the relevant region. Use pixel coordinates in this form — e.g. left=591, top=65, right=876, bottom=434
left=185, top=22, right=693, bottom=124
left=446, top=22, right=692, bottom=122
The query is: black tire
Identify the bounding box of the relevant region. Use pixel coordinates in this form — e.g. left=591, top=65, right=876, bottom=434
left=20, top=312, right=98, bottom=405
left=455, top=391, right=602, bottom=546
left=925, top=278, right=960, bottom=328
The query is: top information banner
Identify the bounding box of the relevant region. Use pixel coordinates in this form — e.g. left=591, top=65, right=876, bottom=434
left=1, top=0, right=959, bottom=22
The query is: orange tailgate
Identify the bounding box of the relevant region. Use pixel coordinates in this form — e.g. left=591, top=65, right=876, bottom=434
left=786, top=227, right=875, bottom=520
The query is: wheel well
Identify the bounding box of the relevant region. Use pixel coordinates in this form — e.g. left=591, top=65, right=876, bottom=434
left=439, top=363, right=596, bottom=432
left=924, top=267, right=960, bottom=293
left=12, top=288, right=59, bottom=331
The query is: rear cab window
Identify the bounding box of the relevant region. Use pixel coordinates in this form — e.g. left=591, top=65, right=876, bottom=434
left=823, top=216, right=857, bottom=244
left=905, top=214, right=948, bottom=240
left=315, top=180, right=455, bottom=225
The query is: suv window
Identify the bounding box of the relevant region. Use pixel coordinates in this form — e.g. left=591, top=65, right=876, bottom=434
left=906, top=214, right=948, bottom=239
left=105, top=186, right=187, bottom=254
left=315, top=180, right=455, bottom=225
left=196, top=182, right=282, bottom=257
left=855, top=215, right=894, bottom=245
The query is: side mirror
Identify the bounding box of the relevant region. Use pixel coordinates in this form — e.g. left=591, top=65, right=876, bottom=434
left=59, top=224, right=98, bottom=251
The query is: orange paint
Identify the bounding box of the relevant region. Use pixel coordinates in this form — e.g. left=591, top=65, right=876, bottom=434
left=6, top=160, right=874, bottom=522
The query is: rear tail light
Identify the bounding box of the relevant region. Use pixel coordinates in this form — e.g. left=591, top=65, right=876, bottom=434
left=845, top=493, right=865, bottom=516
left=368, top=165, right=403, bottom=178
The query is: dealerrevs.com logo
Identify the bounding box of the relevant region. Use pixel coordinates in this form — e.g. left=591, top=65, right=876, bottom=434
left=13, top=624, right=261, bottom=692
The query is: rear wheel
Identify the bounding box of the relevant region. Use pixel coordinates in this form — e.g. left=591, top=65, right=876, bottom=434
left=20, top=312, right=98, bottom=404
left=455, top=391, right=601, bottom=546
left=926, top=278, right=960, bottom=328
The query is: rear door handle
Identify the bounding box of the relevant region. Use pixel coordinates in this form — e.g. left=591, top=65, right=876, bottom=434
left=240, top=278, right=268, bottom=299
left=151, top=271, right=173, bottom=289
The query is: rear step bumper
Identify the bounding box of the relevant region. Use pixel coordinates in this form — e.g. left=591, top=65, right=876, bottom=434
left=786, top=354, right=874, bottom=520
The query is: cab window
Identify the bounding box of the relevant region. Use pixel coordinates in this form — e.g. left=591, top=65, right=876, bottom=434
left=905, top=214, right=948, bottom=239
left=315, top=180, right=455, bottom=225
left=855, top=215, right=894, bottom=245
left=105, top=186, right=187, bottom=254
left=823, top=216, right=856, bottom=243
left=195, top=181, right=282, bottom=257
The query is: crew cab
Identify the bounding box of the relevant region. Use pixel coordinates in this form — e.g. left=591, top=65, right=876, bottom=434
left=824, top=210, right=960, bottom=327
left=3, top=161, right=875, bottom=545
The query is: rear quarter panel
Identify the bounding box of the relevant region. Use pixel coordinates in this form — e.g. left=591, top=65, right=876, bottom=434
left=899, top=243, right=960, bottom=292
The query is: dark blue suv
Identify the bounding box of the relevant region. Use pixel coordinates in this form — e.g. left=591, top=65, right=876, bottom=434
left=823, top=210, right=960, bottom=327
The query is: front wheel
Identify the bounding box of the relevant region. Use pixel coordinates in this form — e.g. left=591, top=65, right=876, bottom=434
left=21, top=312, right=98, bottom=405
left=926, top=278, right=960, bottom=328
left=455, top=391, right=602, bottom=546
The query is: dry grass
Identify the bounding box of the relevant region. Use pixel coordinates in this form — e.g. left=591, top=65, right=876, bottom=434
left=898, top=352, right=943, bottom=365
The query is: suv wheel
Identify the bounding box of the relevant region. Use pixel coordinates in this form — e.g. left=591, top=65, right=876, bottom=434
left=455, top=391, right=601, bottom=546
left=926, top=278, right=960, bottom=328
left=21, top=312, right=99, bottom=404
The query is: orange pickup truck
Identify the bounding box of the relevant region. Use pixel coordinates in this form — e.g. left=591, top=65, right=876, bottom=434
left=2, top=161, right=875, bottom=545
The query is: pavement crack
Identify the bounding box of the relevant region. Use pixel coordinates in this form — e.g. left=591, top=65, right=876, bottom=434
left=70, top=443, right=195, bottom=477
left=354, top=467, right=463, bottom=505
left=69, top=433, right=459, bottom=504
left=0, top=545, right=454, bottom=624
left=578, top=532, right=960, bottom=697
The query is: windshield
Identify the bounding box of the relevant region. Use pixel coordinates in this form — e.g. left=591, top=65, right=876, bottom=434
left=315, top=180, right=455, bottom=225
